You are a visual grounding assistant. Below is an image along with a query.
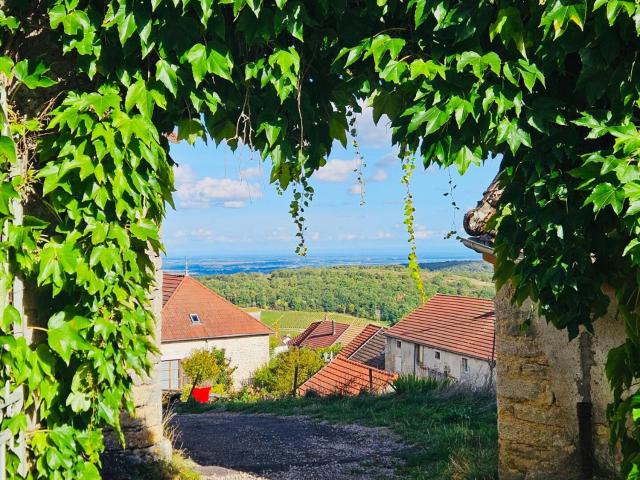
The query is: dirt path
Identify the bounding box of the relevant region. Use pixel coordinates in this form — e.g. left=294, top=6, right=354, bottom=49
left=173, top=412, right=408, bottom=480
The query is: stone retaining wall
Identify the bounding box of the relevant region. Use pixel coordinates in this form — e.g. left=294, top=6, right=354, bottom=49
left=495, top=283, right=622, bottom=479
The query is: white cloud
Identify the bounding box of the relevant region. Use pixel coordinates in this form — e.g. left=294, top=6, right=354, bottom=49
left=309, top=232, right=321, bottom=241
left=316, top=159, right=361, bottom=182
left=414, top=224, right=436, bottom=239
left=223, top=201, right=245, bottom=209
left=349, top=183, right=364, bottom=195
left=268, top=227, right=294, bottom=241
left=372, top=230, right=393, bottom=239
left=174, top=165, right=262, bottom=209
left=353, top=104, right=392, bottom=149
left=370, top=169, right=388, bottom=182
left=182, top=228, right=233, bottom=242
left=239, top=166, right=263, bottom=179
left=338, top=233, right=358, bottom=241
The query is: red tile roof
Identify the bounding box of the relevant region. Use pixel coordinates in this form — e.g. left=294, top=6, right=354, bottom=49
left=297, top=356, right=397, bottom=397
left=385, top=294, right=495, bottom=361
left=162, top=273, right=273, bottom=342
left=339, top=324, right=385, bottom=359
left=290, top=320, right=350, bottom=349
left=163, top=273, right=183, bottom=306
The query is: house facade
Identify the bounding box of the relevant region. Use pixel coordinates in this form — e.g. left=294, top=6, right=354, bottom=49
left=384, top=294, right=496, bottom=387
left=160, top=273, right=272, bottom=390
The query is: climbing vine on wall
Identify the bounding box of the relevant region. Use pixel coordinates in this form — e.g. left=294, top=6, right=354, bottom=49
left=2, top=0, right=640, bottom=478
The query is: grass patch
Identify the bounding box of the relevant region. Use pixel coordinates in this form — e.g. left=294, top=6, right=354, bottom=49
left=260, top=310, right=386, bottom=338
left=102, top=451, right=201, bottom=480
left=204, top=386, right=497, bottom=479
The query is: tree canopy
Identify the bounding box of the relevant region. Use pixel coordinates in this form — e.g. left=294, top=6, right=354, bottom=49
left=1, top=0, right=640, bottom=478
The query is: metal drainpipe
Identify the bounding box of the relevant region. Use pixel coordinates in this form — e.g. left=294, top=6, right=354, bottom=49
left=577, top=331, right=595, bottom=479
left=577, top=401, right=593, bottom=479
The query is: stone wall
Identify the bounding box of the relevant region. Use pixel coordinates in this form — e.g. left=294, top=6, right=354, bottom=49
left=104, top=253, right=171, bottom=462
left=495, top=282, right=623, bottom=479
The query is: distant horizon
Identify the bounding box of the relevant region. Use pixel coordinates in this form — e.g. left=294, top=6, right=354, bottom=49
left=161, top=250, right=484, bottom=276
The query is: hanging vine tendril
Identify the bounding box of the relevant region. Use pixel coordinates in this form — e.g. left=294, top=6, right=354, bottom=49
left=444, top=169, right=459, bottom=239
left=347, top=107, right=366, bottom=206
left=400, top=150, right=426, bottom=301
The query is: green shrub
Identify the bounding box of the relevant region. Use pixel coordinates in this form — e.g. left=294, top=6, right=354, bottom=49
left=251, top=347, right=325, bottom=397
left=392, top=374, right=451, bottom=395
left=181, top=348, right=236, bottom=395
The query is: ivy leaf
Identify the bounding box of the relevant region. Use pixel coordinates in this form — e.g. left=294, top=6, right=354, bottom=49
left=66, top=392, right=91, bottom=413
left=1, top=305, right=20, bottom=331
left=130, top=218, right=159, bottom=241
left=328, top=115, right=347, bottom=147
left=155, top=59, right=178, bottom=96
left=118, top=11, right=136, bottom=45
left=185, top=43, right=208, bottom=86
left=208, top=48, right=233, bottom=81
left=125, top=79, right=152, bottom=118
left=585, top=182, right=625, bottom=215
left=0, top=136, right=17, bottom=163
left=14, top=60, right=57, bottom=89
left=47, top=312, right=91, bottom=365
left=177, top=119, right=205, bottom=144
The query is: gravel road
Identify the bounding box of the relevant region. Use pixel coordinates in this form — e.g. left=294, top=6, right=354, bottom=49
left=173, top=412, right=408, bottom=480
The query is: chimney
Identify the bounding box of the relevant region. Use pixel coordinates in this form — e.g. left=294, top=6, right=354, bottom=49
left=332, top=318, right=335, bottom=336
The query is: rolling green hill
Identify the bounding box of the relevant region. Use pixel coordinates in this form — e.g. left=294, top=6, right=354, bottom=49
left=201, top=261, right=494, bottom=324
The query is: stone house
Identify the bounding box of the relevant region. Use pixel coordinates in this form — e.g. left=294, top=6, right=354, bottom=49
left=160, top=273, right=272, bottom=389
left=461, top=178, right=624, bottom=479
left=298, top=324, right=396, bottom=396
left=384, top=294, right=496, bottom=386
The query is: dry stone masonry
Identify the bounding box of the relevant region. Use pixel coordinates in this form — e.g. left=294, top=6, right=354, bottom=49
left=495, top=282, right=622, bottom=479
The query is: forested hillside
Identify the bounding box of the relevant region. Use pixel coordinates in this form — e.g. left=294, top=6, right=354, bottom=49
left=200, top=262, right=494, bottom=323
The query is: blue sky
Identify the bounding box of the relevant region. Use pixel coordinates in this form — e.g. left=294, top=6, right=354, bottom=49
left=163, top=107, right=499, bottom=258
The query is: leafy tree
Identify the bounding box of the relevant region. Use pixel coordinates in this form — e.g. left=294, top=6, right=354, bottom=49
left=1, top=0, right=640, bottom=478
left=201, top=264, right=494, bottom=322
left=252, top=347, right=326, bottom=397
left=181, top=348, right=235, bottom=394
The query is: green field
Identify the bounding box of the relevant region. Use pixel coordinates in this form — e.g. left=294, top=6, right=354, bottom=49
left=258, top=310, right=386, bottom=339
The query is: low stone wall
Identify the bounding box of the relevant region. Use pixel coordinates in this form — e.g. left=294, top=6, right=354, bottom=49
left=495, top=283, right=622, bottom=479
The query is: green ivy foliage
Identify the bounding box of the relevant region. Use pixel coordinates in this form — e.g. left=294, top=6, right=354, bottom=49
left=1, top=0, right=640, bottom=478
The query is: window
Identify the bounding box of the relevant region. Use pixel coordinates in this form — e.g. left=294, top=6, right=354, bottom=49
left=161, top=360, right=181, bottom=390
left=189, top=313, right=201, bottom=324
left=462, top=358, right=469, bottom=373
left=435, top=351, right=441, bottom=360
left=396, top=340, right=402, bottom=349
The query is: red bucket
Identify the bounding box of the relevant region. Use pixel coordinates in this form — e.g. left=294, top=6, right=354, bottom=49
left=191, top=386, right=211, bottom=403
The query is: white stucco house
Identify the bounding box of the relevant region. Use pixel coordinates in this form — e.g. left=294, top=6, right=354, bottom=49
left=160, top=272, right=272, bottom=390
left=385, top=294, right=496, bottom=387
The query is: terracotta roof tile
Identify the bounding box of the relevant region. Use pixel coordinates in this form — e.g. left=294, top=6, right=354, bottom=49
left=290, top=320, right=349, bottom=349
left=298, top=356, right=397, bottom=397
left=339, top=324, right=384, bottom=359
left=163, top=273, right=184, bottom=306
left=162, top=273, right=273, bottom=342
left=334, top=324, right=366, bottom=348
left=385, top=294, right=495, bottom=361
left=349, top=330, right=387, bottom=370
